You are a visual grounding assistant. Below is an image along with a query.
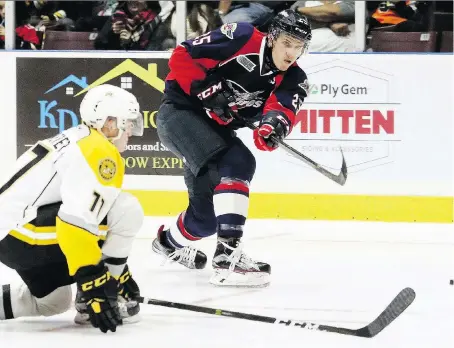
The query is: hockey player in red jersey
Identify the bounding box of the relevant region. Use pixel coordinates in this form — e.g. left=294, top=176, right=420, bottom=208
left=152, top=9, right=312, bottom=287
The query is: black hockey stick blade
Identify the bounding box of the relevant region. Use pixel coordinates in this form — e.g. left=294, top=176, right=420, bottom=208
left=135, top=287, right=415, bottom=338
left=241, top=117, right=348, bottom=186
left=279, top=140, right=348, bottom=186
left=363, top=287, right=416, bottom=337
left=317, top=287, right=416, bottom=337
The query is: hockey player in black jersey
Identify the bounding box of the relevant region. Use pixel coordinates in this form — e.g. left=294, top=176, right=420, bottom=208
left=152, top=9, right=312, bottom=287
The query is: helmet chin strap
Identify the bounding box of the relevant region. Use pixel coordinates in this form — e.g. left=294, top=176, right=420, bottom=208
left=264, top=38, right=280, bottom=73
left=109, top=128, right=124, bottom=142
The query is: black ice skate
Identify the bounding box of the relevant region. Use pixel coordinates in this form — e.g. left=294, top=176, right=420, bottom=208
left=210, top=237, right=271, bottom=287
left=151, top=225, right=207, bottom=269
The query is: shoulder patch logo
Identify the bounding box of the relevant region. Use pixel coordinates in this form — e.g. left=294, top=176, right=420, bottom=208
left=99, top=158, right=116, bottom=181
left=298, top=79, right=309, bottom=95
left=221, top=23, right=237, bottom=40
left=237, top=55, right=256, bottom=72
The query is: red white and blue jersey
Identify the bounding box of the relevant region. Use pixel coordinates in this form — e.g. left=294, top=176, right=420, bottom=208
left=163, top=22, right=309, bottom=132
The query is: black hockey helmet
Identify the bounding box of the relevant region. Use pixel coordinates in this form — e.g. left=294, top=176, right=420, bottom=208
left=268, top=9, right=312, bottom=55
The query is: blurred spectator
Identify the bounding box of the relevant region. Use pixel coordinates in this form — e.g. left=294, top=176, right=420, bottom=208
left=218, top=1, right=281, bottom=27
left=95, top=1, right=175, bottom=51
left=16, top=1, right=73, bottom=30
left=0, top=0, right=5, bottom=49
left=367, top=1, right=428, bottom=32
left=58, top=1, right=120, bottom=32
left=54, top=1, right=103, bottom=32
left=15, top=1, right=75, bottom=49
left=153, top=0, right=176, bottom=49
left=292, top=1, right=356, bottom=52
left=171, top=1, right=222, bottom=40
left=94, top=0, right=120, bottom=17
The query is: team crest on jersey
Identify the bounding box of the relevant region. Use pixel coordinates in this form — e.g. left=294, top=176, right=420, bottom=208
left=99, top=158, right=116, bottom=181
left=230, top=85, right=265, bottom=109
left=221, top=23, right=237, bottom=39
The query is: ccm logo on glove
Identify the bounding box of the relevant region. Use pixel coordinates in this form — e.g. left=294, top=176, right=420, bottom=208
left=81, top=272, right=111, bottom=291
left=197, top=82, right=223, bottom=100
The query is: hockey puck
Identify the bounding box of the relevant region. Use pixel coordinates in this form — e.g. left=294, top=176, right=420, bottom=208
left=450, top=279, right=453, bottom=286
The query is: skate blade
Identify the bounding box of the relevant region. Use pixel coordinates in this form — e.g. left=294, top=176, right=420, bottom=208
left=209, top=269, right=270, bottom=288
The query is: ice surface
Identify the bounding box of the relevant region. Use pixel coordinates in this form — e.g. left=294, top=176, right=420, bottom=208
left=1, top=218, right=453, bottom=348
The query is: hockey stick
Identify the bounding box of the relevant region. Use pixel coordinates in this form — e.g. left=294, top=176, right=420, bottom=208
left=221, top=80, right=348, bottom=186
left=240, top=116, right=347, bottom=186
left=136, top=287, right=415, bottom=338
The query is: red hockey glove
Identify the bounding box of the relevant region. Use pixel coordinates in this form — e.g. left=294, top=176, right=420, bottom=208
left=254, top=111, right=291, bottom=152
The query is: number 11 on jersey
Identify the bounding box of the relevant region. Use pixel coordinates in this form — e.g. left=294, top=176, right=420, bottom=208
left=90, top=191, right=105, bottom=217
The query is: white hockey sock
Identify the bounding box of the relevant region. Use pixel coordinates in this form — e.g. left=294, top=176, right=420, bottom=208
left=213, top=177, right=249, bottom=237
left=167, top=211, right=201, bottom=249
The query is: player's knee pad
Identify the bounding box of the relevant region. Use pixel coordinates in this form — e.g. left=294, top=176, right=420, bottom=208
left=217, top=140, right=256, bottom=182
left=35, top=285, right=72, bottom=317
left=103, top=192, right=144, bottom=258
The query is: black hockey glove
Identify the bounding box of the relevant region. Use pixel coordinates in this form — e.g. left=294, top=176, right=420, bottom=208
left=192, top=77, right=238, bottom=125
left=75, top=262, right=122, bottom=333
left=118, top=264, right=140, bottom=301
left=117, top=264, right=141, bottom=318
left=254, top=111, right=291, bottom=152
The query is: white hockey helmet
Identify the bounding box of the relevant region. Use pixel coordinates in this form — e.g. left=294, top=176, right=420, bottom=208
left=79, top=84, right=143, bottom=139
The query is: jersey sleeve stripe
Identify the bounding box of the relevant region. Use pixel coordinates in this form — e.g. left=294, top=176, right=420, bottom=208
left=58, top=210, right=99, bottom=236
